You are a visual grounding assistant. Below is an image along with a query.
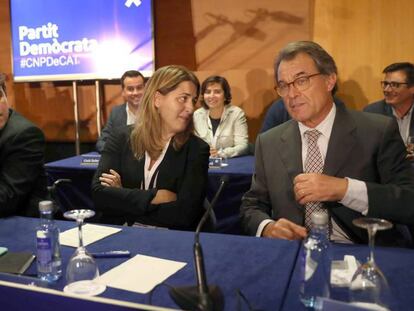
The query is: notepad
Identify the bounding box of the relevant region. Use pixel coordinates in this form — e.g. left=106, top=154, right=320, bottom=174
left=0, top=251, right=35, bottom=274
left=60, top=224, right=122, bottom=247
left=96, top=254, right=187, bottom=294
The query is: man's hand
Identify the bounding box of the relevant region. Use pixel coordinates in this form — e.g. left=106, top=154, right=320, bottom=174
left=405, top=152, right=414, bottom=160
left=99, top=169, right=122, bottom=188
left=262, top=218, right=307, bottom=240
left=293, top=173, right=348, bottom=205
left=151, top=189, right=177, bottom=204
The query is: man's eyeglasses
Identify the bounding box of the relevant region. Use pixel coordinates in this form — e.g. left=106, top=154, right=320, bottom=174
left=275, top=73, right=322, bottom=97
left=380, top=81, right=409, bottom=89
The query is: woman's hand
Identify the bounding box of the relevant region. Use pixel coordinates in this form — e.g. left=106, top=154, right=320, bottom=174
left=210, top=147, right=218, bottom=157
left=99, top=169, right=122, bottom=188
left=151, top=189, right=177, bottom=204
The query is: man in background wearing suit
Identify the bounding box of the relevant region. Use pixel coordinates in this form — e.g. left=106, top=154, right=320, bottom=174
left=364, top=62, right=414, bottom=144
left=0, top=73, right=47, bottom=217
left=241, top=41, right=414, bottom=246
left=96, top=70, right=145, bottom=152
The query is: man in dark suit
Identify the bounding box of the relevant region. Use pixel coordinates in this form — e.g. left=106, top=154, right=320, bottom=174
left=96, top=70, right=145, bottom=152
left=364, top=62, right=414, bottom=144
left=241, top=41, right=414, bottom=246
left=0, top=74, right=47, bottom=217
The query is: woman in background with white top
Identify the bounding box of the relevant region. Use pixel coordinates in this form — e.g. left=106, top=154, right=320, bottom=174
left=193, top=75, right=249, bottom=158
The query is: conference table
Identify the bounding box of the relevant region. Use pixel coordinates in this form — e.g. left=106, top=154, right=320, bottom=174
left=1, top=217, right=414, bottom=310
left=281, top=243, right=414, bottom=311
left=0, top=216, right=299, bottom=310
left=45, top=153, right=254, bottom=234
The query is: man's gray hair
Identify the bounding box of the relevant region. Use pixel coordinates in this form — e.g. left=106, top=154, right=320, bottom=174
left=0, top=73, right=6, bottom=95
left=274, top=41, right=338, bottom=94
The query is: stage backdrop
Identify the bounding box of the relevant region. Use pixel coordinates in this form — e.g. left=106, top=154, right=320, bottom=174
left=1, top=0, right=413, bottom=144
left=10, top=0, right=154, bottom=82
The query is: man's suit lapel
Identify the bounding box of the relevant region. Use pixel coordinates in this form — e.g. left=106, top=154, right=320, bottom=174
left=279, top=121, right=303, bottom=182
left=324, top=106, right=357, bottom=176
left=121, top=103, right=128, bottom=124
left=382, top=99, right=414, bottom=137
left=408, top=103, right=414, bottom=137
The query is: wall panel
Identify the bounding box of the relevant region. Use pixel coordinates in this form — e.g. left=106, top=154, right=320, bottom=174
left=313, top=0, right=414, bottom=109
left=191, top=0, right=311, bottom=138
left=1, top=0, right=413, bottom=145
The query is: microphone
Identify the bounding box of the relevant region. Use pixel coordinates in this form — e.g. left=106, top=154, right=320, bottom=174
left=169, top=175, right=228, bottom=311
left=47, top=178, right=72, bottom=213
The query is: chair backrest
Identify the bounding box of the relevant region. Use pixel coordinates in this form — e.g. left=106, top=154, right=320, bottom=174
left=395, top=224, right=413, bottom=248
left=20, top=169, right=49, bottom=217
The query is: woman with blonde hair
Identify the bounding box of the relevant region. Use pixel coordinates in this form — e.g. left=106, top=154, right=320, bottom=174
left=92, top=65, right=209, bottom=230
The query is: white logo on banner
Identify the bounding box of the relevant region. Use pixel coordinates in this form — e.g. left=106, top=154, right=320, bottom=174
left=125, top=0, right=141, bottom=8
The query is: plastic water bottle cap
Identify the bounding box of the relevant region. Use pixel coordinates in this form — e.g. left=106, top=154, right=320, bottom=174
left=38, top=200, right=53, bottom=212
left=311, top=212, right=328, bottom=225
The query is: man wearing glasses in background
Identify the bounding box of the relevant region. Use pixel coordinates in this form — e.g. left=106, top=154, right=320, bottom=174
left=96, top=70, right=145, bottom=153
left=364, top=63, right=414, bottom=152
left=241, top=41, right=414, bottom=247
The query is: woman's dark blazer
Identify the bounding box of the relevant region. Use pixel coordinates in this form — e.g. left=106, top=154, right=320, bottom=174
left=92, top=125, right=210, bottom=230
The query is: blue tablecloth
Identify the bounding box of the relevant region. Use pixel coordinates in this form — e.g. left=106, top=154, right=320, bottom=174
left=45, top=153, right=255, bottom=234
left=0, top=216, right=299, bottom=310
left=1, top=217, right=414, bottom=310
left=281, top=243, right=414, bottom=311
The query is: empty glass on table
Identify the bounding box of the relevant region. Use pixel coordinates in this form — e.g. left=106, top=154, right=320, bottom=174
left=63, top=209, right=106, bottom=296
left=349, top=217, right=393, bottom=310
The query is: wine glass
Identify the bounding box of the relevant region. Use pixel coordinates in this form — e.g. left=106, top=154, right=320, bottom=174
left=216, top=135, right=230, bottom=167
left=349, top=218, right=393, bottom=310
left=63, top=209, right=106, bottom=296
left=218, top=148, right=228, bottom=167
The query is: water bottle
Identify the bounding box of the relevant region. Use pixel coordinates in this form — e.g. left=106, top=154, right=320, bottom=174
left=36, top=200, right=62, bottom=281
left=300, top=212, right=331, bottom=308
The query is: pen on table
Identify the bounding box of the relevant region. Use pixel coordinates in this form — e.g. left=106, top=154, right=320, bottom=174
left=0, top=271, right=50, bottom=287
left=90, top=250, right=131, bottom=258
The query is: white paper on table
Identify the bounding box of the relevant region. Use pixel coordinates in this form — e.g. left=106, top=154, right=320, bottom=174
left=330, top=255, right=359, bottom=287
left=96, top=254, right=187, bottom=294
left=60, top=224, right=122, bottom=247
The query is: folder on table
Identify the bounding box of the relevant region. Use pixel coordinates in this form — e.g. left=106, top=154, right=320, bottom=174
left=0, top=252, right=35, bottom=274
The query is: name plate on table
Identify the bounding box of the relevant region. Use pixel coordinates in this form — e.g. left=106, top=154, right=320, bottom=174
left=80, top=154, right=101, bottom=166
left=209, top=157, right=222, bottom=168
